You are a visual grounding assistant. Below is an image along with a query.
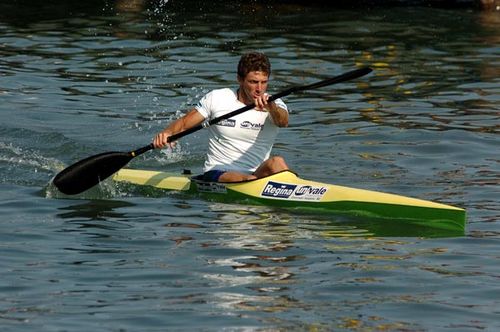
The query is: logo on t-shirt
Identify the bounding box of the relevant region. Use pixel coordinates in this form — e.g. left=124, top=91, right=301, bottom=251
left=240, top=121, right=264, bottom=130
left=217, top=119, right=236, bottom=127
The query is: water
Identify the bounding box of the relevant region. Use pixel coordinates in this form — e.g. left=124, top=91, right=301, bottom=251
left=1, top=1, right=499, bottom=330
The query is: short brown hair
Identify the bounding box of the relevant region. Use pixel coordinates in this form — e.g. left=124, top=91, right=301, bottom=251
left=237, top=52, right=271, bottom=78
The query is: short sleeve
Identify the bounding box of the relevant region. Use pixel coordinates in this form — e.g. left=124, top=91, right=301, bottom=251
left=195, top=91, right=214, bottom=119
left=274, top=98, right=289, bottom=113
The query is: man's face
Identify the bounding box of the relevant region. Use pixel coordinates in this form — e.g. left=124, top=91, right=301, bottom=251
left=238, top=71, right=269, bottom=103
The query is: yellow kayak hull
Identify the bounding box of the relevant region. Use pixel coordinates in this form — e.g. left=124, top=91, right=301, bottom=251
left=113, top=169, right=466, bottom=233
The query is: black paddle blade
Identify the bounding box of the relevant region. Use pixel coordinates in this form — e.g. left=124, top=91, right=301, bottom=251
left=53, top=151, right=133, bottom=195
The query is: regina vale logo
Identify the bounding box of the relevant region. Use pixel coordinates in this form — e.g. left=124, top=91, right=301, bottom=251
left=240, top=121, right=264, bottom=130
left=261, top=181, right=328, bottom=201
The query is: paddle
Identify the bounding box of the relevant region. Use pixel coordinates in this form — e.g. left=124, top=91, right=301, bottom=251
left=53, top=66, right=372, bottom=195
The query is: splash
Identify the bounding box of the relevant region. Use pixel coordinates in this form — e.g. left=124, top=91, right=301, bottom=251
left=142, top=109, right=195, bottom=165
left=0, top=142, right=136, bottom=199
left=0, top=141, right=70, bottom=197
left=0, top=142, right=65, bottom=173
left=151, top=0, right=170, bottom=15
left=45, top=176, right=130, bottom=200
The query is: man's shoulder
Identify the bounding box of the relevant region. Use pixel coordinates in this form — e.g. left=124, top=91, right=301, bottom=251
left=206, top=88, right=236, bottom=99
left=197, top=88, right=238, bottom=115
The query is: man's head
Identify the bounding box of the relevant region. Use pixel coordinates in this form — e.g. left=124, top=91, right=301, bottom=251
left=237, top=52, right=271, bottom=79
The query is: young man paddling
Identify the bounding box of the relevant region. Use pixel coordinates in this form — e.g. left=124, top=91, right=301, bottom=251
left=153, top=52, right=289, bottom=183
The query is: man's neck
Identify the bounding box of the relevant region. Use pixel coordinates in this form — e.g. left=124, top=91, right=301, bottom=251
left=236, top=88, right=251, bottom=105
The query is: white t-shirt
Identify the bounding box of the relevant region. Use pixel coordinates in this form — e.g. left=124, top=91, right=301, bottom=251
left=195, top=88, right=288, bottom=173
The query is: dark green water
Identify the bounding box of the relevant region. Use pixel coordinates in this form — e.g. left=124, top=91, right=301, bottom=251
left=1, top=1, right=499, bottom=331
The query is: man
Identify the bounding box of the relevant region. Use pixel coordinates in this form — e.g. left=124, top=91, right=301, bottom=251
left=153, top=52, right=289, bottom=183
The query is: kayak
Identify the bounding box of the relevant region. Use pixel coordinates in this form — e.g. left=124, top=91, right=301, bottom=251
left=112, top=168, right=466, bottom=233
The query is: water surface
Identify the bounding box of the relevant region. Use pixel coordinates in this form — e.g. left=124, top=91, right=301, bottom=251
left=1, top=2, right=499, bottom=331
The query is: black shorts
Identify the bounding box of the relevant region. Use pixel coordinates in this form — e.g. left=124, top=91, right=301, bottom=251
left=201, top=169, right=226, bottom=182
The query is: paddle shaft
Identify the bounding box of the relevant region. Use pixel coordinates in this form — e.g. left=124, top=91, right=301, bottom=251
left=169, top=66, right=372, bottom=142
left=130, top=67, right=373, bottom=158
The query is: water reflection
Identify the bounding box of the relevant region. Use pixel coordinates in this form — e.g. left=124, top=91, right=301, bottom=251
left=206, top=202, right=464, bottom=238
left=114, top=0, right=145, bottom=13
left=477, top=10, right=500, bottom=82
left=196, top=201, right=462, bottom=315
left=200, top=205, right=301, bottom=315
left=196, top=202, right=473, bottom=326
left=56, top=199, right=134, bottom=221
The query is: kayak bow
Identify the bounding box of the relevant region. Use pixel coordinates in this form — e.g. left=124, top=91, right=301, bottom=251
left=112, top=169, right=466, bottom=233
